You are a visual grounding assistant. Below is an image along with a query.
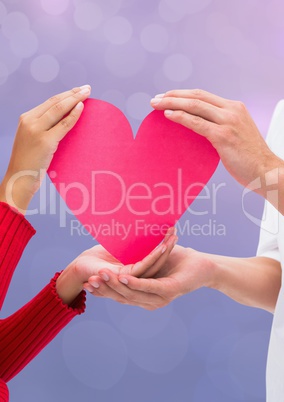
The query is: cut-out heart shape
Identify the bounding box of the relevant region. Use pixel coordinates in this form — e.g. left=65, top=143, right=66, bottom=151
left=48, top=99, right=219, bottom=264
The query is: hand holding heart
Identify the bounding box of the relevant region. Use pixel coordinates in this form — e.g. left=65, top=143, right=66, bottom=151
left=151, top=89, right=282, bottom=201
left=0, top=86, right=91, bottom=214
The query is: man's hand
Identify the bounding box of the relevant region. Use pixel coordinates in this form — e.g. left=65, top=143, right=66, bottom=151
left=84, top=245, right=214, bottom=310
left=150, top=89, right=284, bottom=211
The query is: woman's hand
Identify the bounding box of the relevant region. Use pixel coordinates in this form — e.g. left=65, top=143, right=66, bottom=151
left=55, top=227, right=178, bottom=306
left=0, top=85, right=91, bottom=214
left=84, top=244, right=215, bottom=310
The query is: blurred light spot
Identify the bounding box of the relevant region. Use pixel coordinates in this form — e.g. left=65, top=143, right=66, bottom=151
left=0, top=33, right=22, bottom=74
left=104, top=39, right=146, bottom=77
left=60, top=61, right=88, bottom=88
left=62, top=320, right=128, bottom=389
left=40, top=0, right=70, bottom=15
left=126, top=92, right=152, bottom=120
left=228, top=330, right=269, bottom=398
left=126, top=313, right=189, bottom=373
left=0, top=1, right=7, bottom=25
left=2, top=12, right=30, bottom=39
left=104, top=16, right=133, bottom=45
left=0, top=62, right=9, bottom=85
left=101, top=89, right=126, bottom=111
left=140, top=23, right=168, bottom=53
left=165, top=0, right=212, bottom=15
left=10, top=30, right=38, bottom=58
left=158, top=0, right=185, bottom=23
left=32, top=16, right=70, bottom=55
left=29, top=246, right=77, bottom=292
left=30, top=54, right=60, bottom=83
left=73, top=2, right=103, bottom=31
left=163, top=53, right=193, bottom=82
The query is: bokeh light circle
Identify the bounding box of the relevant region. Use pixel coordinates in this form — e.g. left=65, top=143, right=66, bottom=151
left=140, top=23, right=169, bottom=53
left=126, top=92, right=152, bottom=120
left=0, top=1, right=7, bottom=24
left=40, top=0, right=69, bottom=16
left=165, top=0, right=212, bottom=15
left=73, top=2, right=103, bottom=31
left=0, top=62, right=9, bottom=85
left=104, top=39, right=147, bottom=77
left=30, top=54, right=60, bottom=83
left=62, top=320, right=128, bottom=390
left=32, top=16, right=70, bottom=56
left=158, top=0, right=186, bottom=23
left=2, top=11, right=30, bottom=39
left=163, top=53, right=193, bottom=82
left=126, top=313, right=189, bottom=373
left=0, top=33, right=22, bottom=74
left=228, top=330, right=270, bottom=398
left=101, top=89, right=126, bottom=111
left=10, top=29, right=38, bottom=58
left=29, top=246, right=78, bottom=293
left=59, top=61, right=88, bottom=88
left=104, top=16, right=133, bottom=45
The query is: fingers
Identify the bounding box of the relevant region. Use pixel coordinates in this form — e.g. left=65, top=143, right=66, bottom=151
left=28, top=86, right=91, bottom=118
left=163, top=89, right=227, bottom=108
left=40, top=85, right=91, bottom=132
left=85, top=270, right=167, bottom=308
left=118, top=275, right=169, bottom=296
left=164, top=110, right=219, bottom=141
left=49, top=101, right=85, bottom=141
left=140, top=233, right=178, bottom=279
left=151, top=96, right=225, bottom=125
left=130, top=227, right=177, bottom=278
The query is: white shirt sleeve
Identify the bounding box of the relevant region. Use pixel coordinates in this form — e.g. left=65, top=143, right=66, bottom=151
left=256, top=100, right=284, bottom=262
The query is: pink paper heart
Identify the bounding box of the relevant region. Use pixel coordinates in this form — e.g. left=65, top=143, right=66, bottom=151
left=48, top=99, right=219, bottom=264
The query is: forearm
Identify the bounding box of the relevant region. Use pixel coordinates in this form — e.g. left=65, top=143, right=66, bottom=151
left=209, top=254, right=281, bottom=313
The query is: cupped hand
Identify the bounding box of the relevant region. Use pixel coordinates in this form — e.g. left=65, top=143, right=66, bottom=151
left=56, top=227, right=177, bottom=306
left=84, top=244, right=215, bottom=310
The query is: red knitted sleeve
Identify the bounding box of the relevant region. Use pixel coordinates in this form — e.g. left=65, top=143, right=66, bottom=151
left=0, top=272, right=86, bottom=383
left=0, top=202, right=86, bottom=401
left=0, top=202, right=36, bottom=310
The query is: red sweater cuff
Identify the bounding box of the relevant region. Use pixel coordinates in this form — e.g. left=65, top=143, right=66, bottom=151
left=0, top=379, right=8, bottom=402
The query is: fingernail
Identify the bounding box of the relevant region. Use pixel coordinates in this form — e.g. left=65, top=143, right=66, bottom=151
left=165, top=110, right=173, bottom=116
left=75, top=101, right=84, bottom=110
left=89, top=281, right=100, bottom=289
left=151, top=98, right=162, bottom=105
left=119, top=277, right=128, bottom=285
left=80, top=84, right=91, bottom=90
left=80, top=87, right=91, bottom=95
left=161, top=245, right=167, bottom=254
left=100, top=272, right=110, bottom=282
left=83, top=284, right=94, bottom=292
left=155, top=93, right=165, bottom=98
left=166, top=227, right=175, bottom=236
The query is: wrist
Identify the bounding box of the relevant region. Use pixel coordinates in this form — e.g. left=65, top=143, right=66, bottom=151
left=0, top=173, right=35, bottom=215
left=200, top=252, right=222, bottom=290
left=55, top=264, right=84, bottom=306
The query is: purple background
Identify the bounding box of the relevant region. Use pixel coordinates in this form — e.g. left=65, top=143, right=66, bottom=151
left=0, top=0, right=283, bottom=401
